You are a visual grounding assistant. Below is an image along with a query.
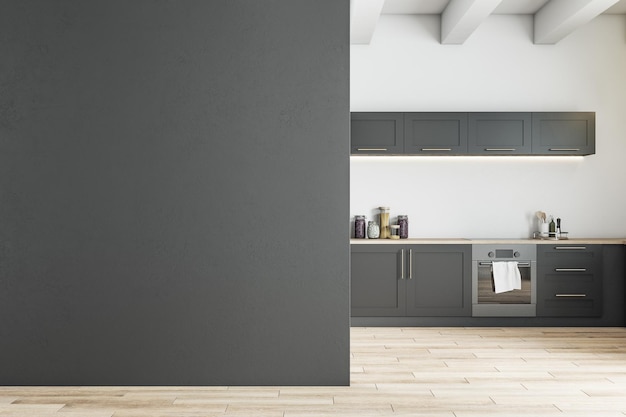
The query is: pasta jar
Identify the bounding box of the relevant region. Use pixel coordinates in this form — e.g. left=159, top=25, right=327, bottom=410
left=354, top=215, right=366, bottom=239
left=397, top=215, right=409, bottom=239
left=378, top=207, right=390, bottom=239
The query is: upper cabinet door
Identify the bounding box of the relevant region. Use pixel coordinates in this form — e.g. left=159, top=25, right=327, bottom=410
left=468, top=113, right=532, bottom=155
left=532, top=112, right=595, bottom=155
left=351, top=113, right=404, bottom=155
left=404, top=113, right=468, bottom=155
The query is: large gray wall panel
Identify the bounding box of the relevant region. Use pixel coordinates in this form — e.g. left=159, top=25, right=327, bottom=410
left=0, top=0, right=349, bottom=385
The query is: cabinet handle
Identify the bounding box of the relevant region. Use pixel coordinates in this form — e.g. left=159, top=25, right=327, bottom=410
left=400, top=249, right=405, bottom=279
left=549, top=148, right=580, bottom=152
left=555, top=246, right=587, bottom=250
left=356, top=148, right=388, bottom=151
left=408, top=249, right=413, bottom=279
left=555, top=294, right=587, bottom=297
left=421, top=148, right=451, bottom=151
left=555, top=268, right=587, bottom=272
left=485, top=148, right=516, bottom=151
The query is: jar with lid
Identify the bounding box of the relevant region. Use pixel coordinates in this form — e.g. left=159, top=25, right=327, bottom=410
left=390, top=224, right=400, bottom=240
left=354, top=215, right=366, bottom=239
left=367, top=221, right=380, bottom=239
left=378, top=207, right=390, bottom=239
left=397, top=215, right=409, bottom=239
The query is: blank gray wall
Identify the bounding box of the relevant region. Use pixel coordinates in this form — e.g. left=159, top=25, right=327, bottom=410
left=0, top=0, right=349, bottom=385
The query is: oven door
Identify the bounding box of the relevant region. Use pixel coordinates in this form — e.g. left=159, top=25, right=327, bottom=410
left=472, top=261, right=537, bottom=317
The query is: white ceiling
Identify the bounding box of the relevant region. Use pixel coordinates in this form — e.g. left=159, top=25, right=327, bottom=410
left=380, top=0, right=626, bottom=15
left=351, top=0, right=626, bottom=45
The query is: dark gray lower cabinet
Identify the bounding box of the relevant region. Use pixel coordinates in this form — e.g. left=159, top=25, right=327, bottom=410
left=351, top=245, right=405, bottom=316
left=405, top=246, right=471, bottom=316
left=351, top=244, right=471, bottom=317
left=537, top=245, right=603, bottom=317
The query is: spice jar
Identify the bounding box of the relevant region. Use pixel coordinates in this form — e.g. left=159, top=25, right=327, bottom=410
left=397, top=215, right=408, bottom=239
left=378, top=207, right=390, bottom=239
left=354, top=215, right=366, bottom=239
left=367, top=221, right=380, bottom=239
left=390, top=224, right=400, bottom=240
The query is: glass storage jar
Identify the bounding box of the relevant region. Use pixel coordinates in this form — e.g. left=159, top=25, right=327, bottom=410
left=367, top=221, right=380, bottom=239
left=378, top=207, right=390, bottom=239
left=397, top=215, right=408, bottom=239
left=390, top=224, right=400, bottom=240
left=354, top=215, right=366, bottom=239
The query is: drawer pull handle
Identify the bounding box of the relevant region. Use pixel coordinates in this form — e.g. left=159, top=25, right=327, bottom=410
left=555, top=294, right=587, bottom=297
left=421, top=148, right=452, bottom=151
left=555, top=246, right=587, bottom=250
left=357, top=148, right=388, bottom=151
left=549, top=148, right=580, bottom=152
left=555, top=268, right=587, bottom=272
left=485, top=148, right=516, bottom=151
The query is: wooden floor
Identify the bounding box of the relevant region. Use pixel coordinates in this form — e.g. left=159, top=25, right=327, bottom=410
left=2, top=327, right=626, bottom=416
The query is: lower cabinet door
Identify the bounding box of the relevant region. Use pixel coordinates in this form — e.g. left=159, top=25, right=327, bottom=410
left=405, top=245, right=471, bottom=316
left=351, top=245, right=406, bottom=316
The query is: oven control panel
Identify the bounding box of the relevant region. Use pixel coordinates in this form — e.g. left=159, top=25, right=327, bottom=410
left=473, top=244, right=536, bottom=261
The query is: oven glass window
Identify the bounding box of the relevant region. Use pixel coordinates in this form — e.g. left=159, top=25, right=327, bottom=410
left=477, top=264, right=532, bottom=304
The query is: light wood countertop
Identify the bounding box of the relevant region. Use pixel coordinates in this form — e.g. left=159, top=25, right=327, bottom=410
left=351, top=238, right=626, bottom=245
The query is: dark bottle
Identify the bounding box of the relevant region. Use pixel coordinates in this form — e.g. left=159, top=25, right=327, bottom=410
left=354, top=215, right=366, bottom=239
left=397, top=215, right=409, bottom=239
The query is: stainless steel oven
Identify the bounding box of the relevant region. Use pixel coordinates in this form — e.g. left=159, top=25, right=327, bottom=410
left=472, top=244, right=537, bottom=317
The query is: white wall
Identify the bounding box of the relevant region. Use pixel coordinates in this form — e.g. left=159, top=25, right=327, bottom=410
left=351, top=14, right=626, bottom=238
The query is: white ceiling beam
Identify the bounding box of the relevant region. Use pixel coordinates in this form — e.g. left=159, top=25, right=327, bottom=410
left=350, top=0, right=386, bottom=44
left=441, top=0, right=504, bottom=44
left=534, top=0, right=620, bottom=44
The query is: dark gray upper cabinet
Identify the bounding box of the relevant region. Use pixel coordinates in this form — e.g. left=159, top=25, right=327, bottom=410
left=532, top=112, right=595, bottom=155
left=468, top=113, right=532, bottom=155
left=350, top=112, right=595, bottom=156
left=404, top=113, right=468, bottom=155
left=350, top=113, right=404, bottom=155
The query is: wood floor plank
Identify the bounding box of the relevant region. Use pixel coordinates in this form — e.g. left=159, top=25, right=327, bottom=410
left=2, top=327, right=626, bottom=416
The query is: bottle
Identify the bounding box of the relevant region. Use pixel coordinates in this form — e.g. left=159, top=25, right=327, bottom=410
left=379, top=207, right=390, bottom=239
left=354, top=215, right=366, bottom=239
left=549, top=216, right=556, bottom=238
left=397, top=215, right=409, bottom=239
left=367, top=221, right=380, bottom=239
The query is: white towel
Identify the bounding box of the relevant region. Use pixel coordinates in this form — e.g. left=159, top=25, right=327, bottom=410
left=492, top=261, right=522, bottom=294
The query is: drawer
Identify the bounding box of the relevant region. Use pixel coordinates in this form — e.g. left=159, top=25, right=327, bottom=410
left=539, top=296, right=602, bottom=317
left=540, top=272, right=601, bottom=295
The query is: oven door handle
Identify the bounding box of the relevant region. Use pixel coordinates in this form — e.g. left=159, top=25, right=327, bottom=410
left=478, top=261, right=531, bottom=267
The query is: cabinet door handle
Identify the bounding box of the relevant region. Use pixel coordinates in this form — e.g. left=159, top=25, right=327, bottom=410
left=549, top=148, right=580, bottom=152
left=485, top=148, right=516, bottom=151
left=408, top=249, right=413, bottom=279
left=555, top=246, right=587, bottom=250
left=555, top=268, right=587, bottom=272
left=356, top=148, right=388, bottom=151
left=555, top=294, right=587, bottom=297
left=421, top=148, right=451, bottom=151
left=400, top=249, right=405, bottom=280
